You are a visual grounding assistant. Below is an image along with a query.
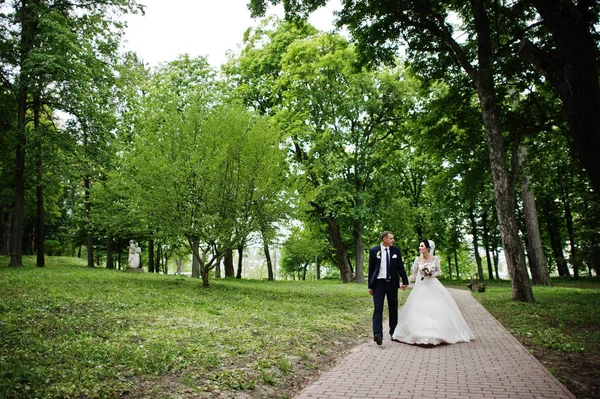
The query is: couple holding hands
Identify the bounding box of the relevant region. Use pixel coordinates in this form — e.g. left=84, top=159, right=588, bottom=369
left=368, top=231, right=474, bottom=346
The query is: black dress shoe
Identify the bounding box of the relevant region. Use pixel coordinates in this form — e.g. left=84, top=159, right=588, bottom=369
left=390, top=336, right=400, bottom=342
left=374, top=335, right=383, bottom=345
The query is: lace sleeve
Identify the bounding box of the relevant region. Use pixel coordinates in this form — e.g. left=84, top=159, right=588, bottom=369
left=408, top=257, right=419, bottom=283
left=433, top=256, right=441, bottom=277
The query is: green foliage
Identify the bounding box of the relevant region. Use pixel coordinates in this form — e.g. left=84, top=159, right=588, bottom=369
left=43, top=239, right=62, bottom=256
left=0, top=257, right=372, bottom=398
left=278, top=355, right=292, bottom=373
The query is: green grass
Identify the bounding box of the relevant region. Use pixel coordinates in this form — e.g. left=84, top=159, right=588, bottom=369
left=0, top=256, right=372, bottom=398
left=2, top=258, right=599, bottom=399
left=460, top=278, right=600, bottom=353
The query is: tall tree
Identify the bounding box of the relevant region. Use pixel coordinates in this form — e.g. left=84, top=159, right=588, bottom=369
left=518, top=1, right=600, bottom=194
left=249, top=0, right=535, bottom=301
left=128, top=55, right=286, bottom=286
left=2, top=0, right=142, bottom=266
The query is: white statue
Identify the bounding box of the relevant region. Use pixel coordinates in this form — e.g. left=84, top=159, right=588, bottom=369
left=127, top=240, right=141, bottom=269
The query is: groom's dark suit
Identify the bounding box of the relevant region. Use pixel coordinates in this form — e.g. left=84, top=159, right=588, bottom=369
left=368, top=244, right=408, bottom=340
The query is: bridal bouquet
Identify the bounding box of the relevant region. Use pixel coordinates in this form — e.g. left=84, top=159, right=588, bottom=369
left=420, top=264, right=433, bottom=280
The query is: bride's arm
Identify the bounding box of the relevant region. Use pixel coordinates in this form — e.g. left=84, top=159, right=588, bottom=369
left=407, top=258, right=419, bottom=283
left=433, top=256, right=441, bottom=277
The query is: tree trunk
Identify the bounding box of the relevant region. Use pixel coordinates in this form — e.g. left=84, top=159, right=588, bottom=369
left=447, top=255, right=452, bottom=279
left=453, top=0, right=534, bottom=300
left=263, top=236, right=274, bottom=281
left=148, top=237, right=154, bottom=273
left=324, top=215, right=353, bottom=282
left=191, top=248, right=200, bottom=278
left=84, top=175, right=94, bottom=268
left=519, top=146, right=551, bottom=285
left=353, top=221, right=365, bottom=283
left=200, top=259, right=209, bottom=287
left=155, top=243, right=161, bottom=274
left=31, top=91, right=45, bottom=267
left=0, top=208, right=9, bottom=255
left=559, top=169, right=579, bottom=279
left=236, top=244, right=244, bottom=279
left=481, top=211, right=494, bottom=280
left=224, top=248, right=234, bottom=277
left=9, top=0, right=37, bottom=268
left=469, top=207, right=485, bottom=282
left=542, top=196, right=570, bottom=277
left=316, top=256, right=321, bottom=280
left=491, top=240, right=500, bottom=279
left=453, top=250, right=460, bottom=280
left=215, top=254, right=222, bottom=278
left=117, top=240, right=122, bottom=270
left=520, top=1, right=600, bottom=194
left=106, top=238, right=114, bottom=269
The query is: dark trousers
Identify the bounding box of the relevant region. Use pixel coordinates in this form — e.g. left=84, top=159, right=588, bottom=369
left=372, top=279, right=399, bottom=337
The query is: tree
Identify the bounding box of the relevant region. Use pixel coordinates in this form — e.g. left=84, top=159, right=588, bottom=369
left=128, top=55, right=286, bottom=286
left=249, top=0, right=535, bottom=301
left=1, top=0, right=142, bottom=266
left=518, top=1, right=600, bottom=194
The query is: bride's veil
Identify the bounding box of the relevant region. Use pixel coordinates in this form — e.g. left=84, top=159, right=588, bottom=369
left=428, top=240, right=435, bottom=255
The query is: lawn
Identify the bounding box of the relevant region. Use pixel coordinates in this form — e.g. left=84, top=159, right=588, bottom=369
left=1, top=257, right=598, bottom=398
left=0, top=256, right=372, bottom=398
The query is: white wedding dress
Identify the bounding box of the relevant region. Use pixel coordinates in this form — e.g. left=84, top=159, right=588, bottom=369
left=392, top=256, right=474, bottom=345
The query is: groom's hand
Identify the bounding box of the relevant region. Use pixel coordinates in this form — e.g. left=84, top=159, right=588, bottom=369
left=400, top=285, right=408, bottom=291
left=368, top=288, right=374, bottom=296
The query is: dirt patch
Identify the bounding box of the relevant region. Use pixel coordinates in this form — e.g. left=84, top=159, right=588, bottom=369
left=525, top=342, right=599, bottom=399
left=121, top=335, right=367, bottom=399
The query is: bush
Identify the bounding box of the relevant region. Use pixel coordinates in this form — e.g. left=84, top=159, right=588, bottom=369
left=44, top=239, right=62, bottom=256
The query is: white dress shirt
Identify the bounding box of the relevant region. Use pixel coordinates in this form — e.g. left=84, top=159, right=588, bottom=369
left=377, top=244, right=391, bottom=280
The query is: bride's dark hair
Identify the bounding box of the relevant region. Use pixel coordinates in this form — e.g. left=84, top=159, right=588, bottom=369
left=420, top=239, right=430, bottom=251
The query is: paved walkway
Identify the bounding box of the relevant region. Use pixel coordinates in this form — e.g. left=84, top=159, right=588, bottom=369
left=294, top=288, right=575, bottom=399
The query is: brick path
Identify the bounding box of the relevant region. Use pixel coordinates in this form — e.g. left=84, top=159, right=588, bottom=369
left=294, top=288, right=575, bottom=399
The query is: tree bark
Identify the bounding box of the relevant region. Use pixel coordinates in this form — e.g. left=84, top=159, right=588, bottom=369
left=519, top=146, right=551, bottom=285
left=9, top=0, right=38, bottom=267
left=545, top=210, right=569, bottom=277
left=481, top=211, right=494, bottom=280
left=453, top=250, right=460, bottom=280
left=224, top=248, right=234, bottom=277
left=491, top=240, right=500, bottom=279
left=262, top=235, right=274, bottom=281
left=353, top=221, right=365, bottom=283
left=0, top=208, right=9, bottom=255
left=324, top=215, right=353, bottom=282
left=84, top=175, right=94, bottom=268
left=155, top=243, right=161, bottom=274
left=519, top=1, right=600, bottom=194
left=468, top=0, right=533, bottom=301
left=106, top=238, right=114, bottom=269
left=316, top=256, right=321, bottom=280
left=191, top=247, right=200, bottom=278
left=33, top=92, right=45, bottom=267
left=148, top=237, right=154, bottom=273
left=558, top=168, right=579, bottom=278
left=236, top=244, right=244, bottom=279
left=215, top=255, right=222, bottom=278
left=469, top=207, right=485, bottom=282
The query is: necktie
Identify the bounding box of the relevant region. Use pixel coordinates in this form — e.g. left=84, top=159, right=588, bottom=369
left=385, top=248, right=390, bottom=280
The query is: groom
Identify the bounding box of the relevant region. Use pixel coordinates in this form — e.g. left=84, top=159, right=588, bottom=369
left=368, top=231, right=408, bottom=345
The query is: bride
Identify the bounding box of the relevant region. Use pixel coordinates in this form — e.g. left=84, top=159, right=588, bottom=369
left=392, top=239, right=474, bottom=345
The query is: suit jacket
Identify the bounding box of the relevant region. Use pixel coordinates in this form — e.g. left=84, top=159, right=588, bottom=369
left=368, top=245, right=408, bottom=289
